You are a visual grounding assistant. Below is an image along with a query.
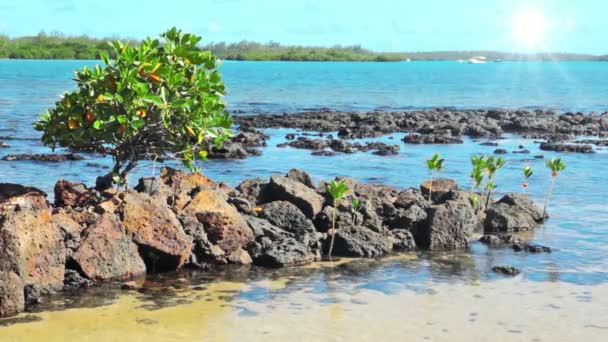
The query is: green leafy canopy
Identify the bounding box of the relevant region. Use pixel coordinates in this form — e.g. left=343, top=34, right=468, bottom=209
left=426, top=153, right=445, bottom=172
left=327, top=180, right=350, bottom=202
left=546, top=158, right=566, bottom=175
left=34, top=27, right=233, bottom=180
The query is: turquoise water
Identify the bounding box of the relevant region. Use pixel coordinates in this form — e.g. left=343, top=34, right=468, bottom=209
left=0, top=60, right=607, bottom=285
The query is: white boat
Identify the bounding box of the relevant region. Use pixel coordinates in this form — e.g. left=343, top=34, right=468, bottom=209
left=467, top=56, right=487, bottom=64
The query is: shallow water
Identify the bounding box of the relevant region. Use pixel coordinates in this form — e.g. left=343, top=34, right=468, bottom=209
left=1, top=60, right=608, bottom=337
left=1, top=257, right=607, bottom=341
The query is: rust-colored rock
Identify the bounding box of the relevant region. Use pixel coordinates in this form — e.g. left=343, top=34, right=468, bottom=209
left=184, top=187, right=254, bottom=258
left=122, top=191, right=192, bottom=271
left=160, top=167, right=218, bottom=208
left=0, top=270, right=23, bottom=317
left=52, top=209, right=87, bottom=256
left=0, top=186, right=65, bottom=316
left=72, top=214, right=146, bottom=280
left=54, top=179, right=94, bottom=207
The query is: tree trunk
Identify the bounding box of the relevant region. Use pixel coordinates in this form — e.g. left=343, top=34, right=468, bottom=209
left=428, top=174, right=434, bottom=203
left=328, top=201, right=337, bottom=260
left=543, top=177, right=556, bottom=218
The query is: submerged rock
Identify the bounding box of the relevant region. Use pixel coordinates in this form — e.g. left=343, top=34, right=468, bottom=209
left=479, top=234, right=523, bottom=246
left=1, top=153, right=83, bottom=162
left=539, top=142, right=594, bottom=153
left=403, top=134, right=464, bottom=144
left=512, top=243, right=552, bottom=253
left=492, top=265, right=521, bottom=276
left=63, top=269, right=94, bottom=291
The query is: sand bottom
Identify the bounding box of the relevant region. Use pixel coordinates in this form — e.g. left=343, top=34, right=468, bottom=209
left=1, top=276, right=607, bottom=342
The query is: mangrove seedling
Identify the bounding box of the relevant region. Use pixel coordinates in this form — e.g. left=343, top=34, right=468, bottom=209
left=469, top=155, right=487, bottom=210
left=543, top=158, right=566, bottom=218
left=351, top=197, right=361, bottom=225
left=327, top=180, right=350, bottom=259
left=484, top=156, right=506, bottom=208
left=522, top=165, right=533, bottom=193
left=425, top=153, right=445, bottom=202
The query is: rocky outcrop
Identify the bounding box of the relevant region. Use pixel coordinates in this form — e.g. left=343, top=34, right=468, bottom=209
left=0, top=168, right=553, bottom=318
left=235, top=109, right=608, bottom=139
left=484, top=193, right=545, bottom=233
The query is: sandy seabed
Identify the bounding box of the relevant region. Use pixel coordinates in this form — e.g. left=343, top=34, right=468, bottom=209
left=1, top=271, right=607, bottom=342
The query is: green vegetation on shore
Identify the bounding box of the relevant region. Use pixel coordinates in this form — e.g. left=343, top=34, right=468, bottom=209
left=1, top=32, right=607, bottom=61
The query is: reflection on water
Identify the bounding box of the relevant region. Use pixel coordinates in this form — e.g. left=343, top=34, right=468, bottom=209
left=1, top=255, right=607, bottom=341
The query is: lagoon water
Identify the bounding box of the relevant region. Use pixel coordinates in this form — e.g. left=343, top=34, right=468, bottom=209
left=1, top=60, right=608, bottom=339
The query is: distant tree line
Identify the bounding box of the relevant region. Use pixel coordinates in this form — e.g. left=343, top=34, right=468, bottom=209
left=0, top=32, right=606, bottom=62
left=0, top=31, right=137, bottom=59
left=200, top=41, right=403, bottom=61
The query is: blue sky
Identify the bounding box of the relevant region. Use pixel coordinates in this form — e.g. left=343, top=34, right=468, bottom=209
left=0, top=0, right=605, bottom=53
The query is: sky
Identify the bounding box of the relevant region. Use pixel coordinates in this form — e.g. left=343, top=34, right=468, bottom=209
left=0, top=0, right=606, bottom=54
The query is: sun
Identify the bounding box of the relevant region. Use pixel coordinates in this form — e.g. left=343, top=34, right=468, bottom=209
left=512, top=8, right=548, bottom=48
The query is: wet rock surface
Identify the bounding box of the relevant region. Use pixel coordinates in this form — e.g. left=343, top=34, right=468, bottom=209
left=277, top=137, right=400, bottom=156
left=235, top=109, right=608, bottom=139
left=492, top=265, right=521, bottom=276
left=206, top=130, right=268, bottom=159
left=539, top=142, right=595, bottom=153
left=1, top=153, right=84, bottom=162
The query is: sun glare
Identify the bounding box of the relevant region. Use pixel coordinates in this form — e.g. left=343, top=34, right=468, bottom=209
left=512, top=8, right=548, bottom=48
